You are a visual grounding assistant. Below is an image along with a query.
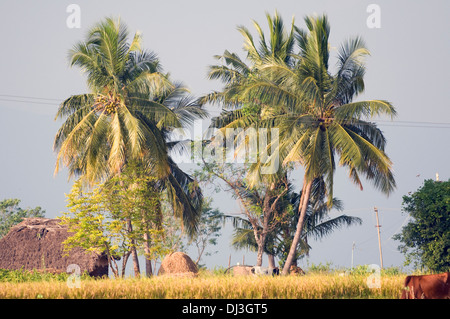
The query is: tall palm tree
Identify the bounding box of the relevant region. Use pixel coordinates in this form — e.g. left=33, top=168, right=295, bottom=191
left=54, top=17, right=207, bottom=275
left=204, top=10, right=295, bottom=112
left=241, top=15, right=396, bottom=274
left=54, top=17, right=176, bottom=183
left=238, top=11, right=296, bottom=69
left=202, top=12, right=296, bottom=266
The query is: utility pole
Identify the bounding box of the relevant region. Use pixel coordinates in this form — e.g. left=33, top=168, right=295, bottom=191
left=351, top=241, right=355, bottom=270
left=374, top=207, right=383, bottom=270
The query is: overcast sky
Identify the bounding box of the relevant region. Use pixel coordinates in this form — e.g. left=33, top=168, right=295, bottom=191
left=0, top=0, right=449, bottom=271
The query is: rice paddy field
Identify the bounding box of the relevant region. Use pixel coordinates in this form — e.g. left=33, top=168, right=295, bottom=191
left=0, top=270, right=406, bottom=299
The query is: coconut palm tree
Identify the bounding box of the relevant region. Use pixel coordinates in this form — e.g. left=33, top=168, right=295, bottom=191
left=203, top=10, right=295, bottom=114
left=54, top=17, right=207, bottom=276
left=54, top=17, right=176, bottom=183
left=240, top=14, right=396, bottom=274
left=204, top=12, right=305, bottom=190
left=201, top=12, right=296, bottom=266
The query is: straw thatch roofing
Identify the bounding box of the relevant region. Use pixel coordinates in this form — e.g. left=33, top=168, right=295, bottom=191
left=158, top=252, right=198, bottom=277
left=0, top=218, right=108, bottom=277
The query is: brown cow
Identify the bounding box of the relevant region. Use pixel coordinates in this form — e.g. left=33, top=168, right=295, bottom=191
left=401, top=272, right=450, bottom=299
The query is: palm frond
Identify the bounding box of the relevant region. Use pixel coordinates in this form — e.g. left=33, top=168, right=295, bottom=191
left=334, top=100, right=397, bottom=121
left=306, top=214, right=362, bottom=240
left=334, top=36, right=369, bottom=104
left=54, top=108, right=98, bottom=176
left=165, top=171, right=202, bottom=237
left=55, top=94, right=95, bottom=120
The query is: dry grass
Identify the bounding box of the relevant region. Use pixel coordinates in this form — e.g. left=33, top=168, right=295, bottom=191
left=0, top=272, right=405, bottom=299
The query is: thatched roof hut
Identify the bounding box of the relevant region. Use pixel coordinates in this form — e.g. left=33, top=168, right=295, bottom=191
left=0, top=218, right=108, bottom=277
left=158, top=252, right=198, bottom=277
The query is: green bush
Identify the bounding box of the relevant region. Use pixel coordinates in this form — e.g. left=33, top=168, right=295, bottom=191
left=0, top=268, right=90, bottom=283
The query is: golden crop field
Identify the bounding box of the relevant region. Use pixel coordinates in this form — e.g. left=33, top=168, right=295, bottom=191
left=0, top=272, right=406, bottom=299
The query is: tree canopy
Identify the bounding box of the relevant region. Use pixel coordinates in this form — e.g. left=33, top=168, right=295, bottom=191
left=0, top=199, right=45, bottom=238
left=394, top=179, right=450, bottom=272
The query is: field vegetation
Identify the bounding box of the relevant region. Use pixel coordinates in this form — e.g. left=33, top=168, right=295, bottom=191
left=0, top=266, right=407, bottom=299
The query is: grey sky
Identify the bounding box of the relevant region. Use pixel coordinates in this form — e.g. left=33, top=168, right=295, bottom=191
left=0, top=0, right=449, bottom=271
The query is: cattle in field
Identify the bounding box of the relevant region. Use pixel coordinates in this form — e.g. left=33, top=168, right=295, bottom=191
left=401, top=272, right=450, bottom=299
left=224, top=265, right=279, bottom=276
left=251, top=266, right=280, bottom=276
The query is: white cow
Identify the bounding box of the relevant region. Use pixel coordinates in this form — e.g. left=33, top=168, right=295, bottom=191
left=251, top=266, right=279, bottom=276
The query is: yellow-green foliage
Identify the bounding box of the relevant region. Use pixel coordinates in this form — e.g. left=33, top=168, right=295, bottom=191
left=0, top=272, right=405, bottom=299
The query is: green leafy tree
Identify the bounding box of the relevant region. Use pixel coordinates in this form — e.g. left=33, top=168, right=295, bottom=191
left=224, top=178, right=361, bottom=268
left=0, top=199, right=45, bottom=238
left=194, top=161, right=289, bottom=267
left=394, top=179, right=450, bottom=272
left=61, top=180, right=123, bottom=276
left=61, top=164, right=168, bottom=278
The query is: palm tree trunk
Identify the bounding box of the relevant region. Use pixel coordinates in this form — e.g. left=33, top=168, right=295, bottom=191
left=281, top=178, right=313, bottom=275
left=268, top=254, right=276, bottom=268
left=256, top=241, right=265, bottom=267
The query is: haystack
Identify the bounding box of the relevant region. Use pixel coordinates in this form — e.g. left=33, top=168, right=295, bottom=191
left=158, top=252, right=198, bottom=277
left=290, top=265, right=306, bottom=275
left=0, top=218, right=108, bottom=277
